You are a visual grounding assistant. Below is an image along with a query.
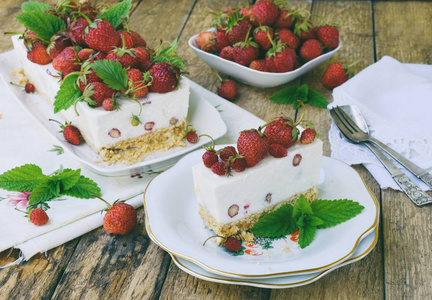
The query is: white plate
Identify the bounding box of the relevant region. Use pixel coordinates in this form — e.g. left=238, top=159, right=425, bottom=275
left=171, top=224, right=378, bottom=288
left=0, top=50, right=227, bottom=177
left=144, top=147, right=379, bottom=278
left=188, top=29, right=341, bottom=88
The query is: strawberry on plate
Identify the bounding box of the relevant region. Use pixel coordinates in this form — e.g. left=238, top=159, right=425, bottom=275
left=237, top=127, right=270, bottom=167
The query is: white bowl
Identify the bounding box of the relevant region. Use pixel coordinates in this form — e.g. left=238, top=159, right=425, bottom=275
left=188, top=29, right=341, bottom=88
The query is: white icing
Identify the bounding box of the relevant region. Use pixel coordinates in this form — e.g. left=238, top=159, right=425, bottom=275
left=192, top=139, right=323, bottom=224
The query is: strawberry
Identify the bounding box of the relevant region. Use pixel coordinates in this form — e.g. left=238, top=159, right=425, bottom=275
left=201, top=134, right=218, bottom=167
left=77, top=48, right=95, bottom=61
left=224, top=236, right=242, bottom=252
left=300, top=128, right=317, bottom=144
left=103, top=201, right=137, bottom=235
left=50, top=119, right=83, bottom=145
left=253, top=25, right=273, bottom=50
left=219, top=46, right=234, bottom=61
left=148, top=62, right=178, bottom=93
left=68, top=18, right=89, bottom=47
left=102, top=97, right=117, bottom=111
left=237, top=127, right=270, bottom=167
left=276, top=28, right=300, bottom=50
left=294, top=17, right=316, bottom=41
left=196, top=31, right=214, bottom=52
left=274, top=8, right=295, bottom=29
left=209, top=9, right=233, bottom=33
left=211, top=161, right=227, bottom=176
left=249, top=59, right=268, bottom=72
left=52, top=46, right=80, bottom=75
left=129, top=30, right=147, bottom=47
left=265, top=42, right=296, bottom=73
left=233, top=38, right=259, bottom=66
left=119, top=31, right=135, bottom=48
left=25, top=83, right=35, bottom=93
left=83, top=81, right=116, bottom=107
left=47, top=34, right=72, bottom=59
left=229, top=156, right=247, bottom=172
left=213, top=31, right=230, bottom=52
left=124, top=68, right=150, bottom=98
left=219, top=146, right=237, bottom=162
left=27, top=41, right=52, bottom=65
left=239, top=5, right=252, bottom=21
left=269, top=143, right=288, bottom=158
left=217, top=80, right=237, bottom=101
left=316, top=24, right=339, bottom=49
left=106, top=48, right=137, bottom=68
left=299, top=39, right=322, bottom=61
left=185, top=126, right=198, bottom=143
left=250, top=0, right=280, bottom=27
left=226, top=17, right=252, bottom=45
left=132, top=47, right=151, bottom=70
left=263, top=116, right=299, bottom=148
left=84, top=19, right=120, bottom=53
left=321, top=62, right=354, bottom=89
left=28, top=208, right=49, bottom=226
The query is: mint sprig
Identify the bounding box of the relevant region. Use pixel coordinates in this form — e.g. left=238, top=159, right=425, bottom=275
left=15, top=11, right=66, bottom=41
left=250, top=195, right=364, bottom=249
left=270, top=84, right=329, bottom=109
left=54, top=74, right=82, bottom=113
left=91, top=60, right=128, bottom=90
left=98, top=0, right=132, bottom=28
left=0, top=164, right=101, bottom=205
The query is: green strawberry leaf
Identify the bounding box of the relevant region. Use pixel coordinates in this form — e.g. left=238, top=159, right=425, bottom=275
left=54, top=74, right=82, bottom=113
left=15, top=11, right=66, bottom=41
left=91, top=60, right=128, bottom=90
left=21, top=1, right=52, bottom=13
left=249, top=204, right=297, bottom=238
left=98, top=0, right=132, bottom=28
left=152, top=40, right=186, bottom=71
left=0, top=164, right=46, bottom=192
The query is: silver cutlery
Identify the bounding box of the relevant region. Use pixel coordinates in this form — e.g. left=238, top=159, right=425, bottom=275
left=330, top=105, right=432, bottom=206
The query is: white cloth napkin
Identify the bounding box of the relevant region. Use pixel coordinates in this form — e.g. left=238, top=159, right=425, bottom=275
left=0, top=75, right=263, bottom=266
left=328, top=56, right=432, bottom=191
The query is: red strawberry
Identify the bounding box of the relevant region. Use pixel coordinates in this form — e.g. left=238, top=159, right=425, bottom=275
left=263, top=116, right=299, bottom=148
left=27, top=41, right=52, bottom=65
left=237, top=128, right=270, bottom=167
left=68, top=18, right=89, bottom=47
left=250, top=0, right=280, bottom=27
left=50, top=119, right=83, bottom=145
left=119, top=31, right=135, bottom=48
left=316, top=24, right=339, bottom=49
left=219, top=146, right=237, bottom=162
left=28, top=208, right=49, bottom=226
left=321, top=62, right=354, bottom=89
left=274, top=8, right=295, bottom=29
left=224, top=236, right=242, bottom=252
left=217, top=80, right=237, bottom=101
left=84, top=19, right=120, bottom=53
left=148, top=62, right=178, bottom=93
left=132, top=47, right=151, bottom=70
left=106, top=48, right=137, bottom=68
left=196, top=31, right=214, bottom=52
left=83, top=82, right=116, bottom=107
left=294, top=18, right=316, bottom=41
left=226, top=18, right=252, bottom=45
left=276, top=28, right=300, bottom=50
left=269, top=143, right=288, bottom=158
left=77, top=48, right=95, bottom=61
left=265, top=42, right=296, bottom=73
left=253, top=25, right=273, bottom=50
left=185, top=126, right=198, bottom=143
left=125, top=68, right=150, bottom=98
left=219, top=46, right=234, bottom=61
left=25, top=83, right=35, bottom=93
left=103, top=201, right=137, bottom=235
left=213, top=31, right=230, bottom=52
left=47, top=34, right=72, bottom=59
left=249, top=59, right=268, bottom=72
left=233, top=39, right=259, bottom=66
left=102, top=97, right=117, bottom=111
left=129, top=30, right=147, bottom=47
left=52, top=46, right=80, bottom=75
left=228, top=155, right=247, bottom=172
left=202, top=150, right=218, bottom=168
left=211, top=161, right=227, bottom=176
left=300, top=128, right=317, bottom=144
left=299, top=39, right=322, bottom=61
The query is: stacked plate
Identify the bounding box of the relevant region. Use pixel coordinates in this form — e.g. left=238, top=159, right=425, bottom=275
left=144, top=148, right=379, bottom=288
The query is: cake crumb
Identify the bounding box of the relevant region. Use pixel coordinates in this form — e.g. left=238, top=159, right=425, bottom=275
left=282, top=246, right=290, bottom=253
left=12, top=68, right=29, bottom=85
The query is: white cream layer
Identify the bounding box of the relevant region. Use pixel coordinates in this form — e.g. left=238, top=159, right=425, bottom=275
left=192, top=139, right=323, bottom=224
left=12, top=35, right=189, bottom=152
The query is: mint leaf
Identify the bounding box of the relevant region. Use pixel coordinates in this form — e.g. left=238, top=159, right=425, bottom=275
left=293, top=84, right=309, bottom=109
left=53, top=168, right=81, bottom=192
left=249, top=204, right=297, bottom=237
left=0, top=164, right=46, bottom=192
left=21, top=1, right=52, bottom=13
left=16, top=11, right=66, bottom=41
left=298, top=222, right=316, bottom=248
left=307, top=89, right=329, bottom=108
left=28, top=177, right=60, bottom=205
left=54, top=74, right=82, bottom=113
left=311, top=199, right=365, bottom=229
left=269, top=86, right=298, bottom=104
left=62, top=175, right=101, bottom=199
left=98, top=0, right=132, bottom=28
left=91, top=60, right=128, bottom=90
left=292, top=194, right=313, bottom=220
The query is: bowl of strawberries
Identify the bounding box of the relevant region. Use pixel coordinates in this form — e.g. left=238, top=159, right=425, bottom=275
left=188, top=1, right=341, bottom=88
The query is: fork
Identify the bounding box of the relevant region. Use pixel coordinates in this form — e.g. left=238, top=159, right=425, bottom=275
left=330, top=106, right=432, bottom=206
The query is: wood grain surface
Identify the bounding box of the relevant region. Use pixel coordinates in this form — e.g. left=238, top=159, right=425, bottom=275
left=0, top=0, right=431, bottom=299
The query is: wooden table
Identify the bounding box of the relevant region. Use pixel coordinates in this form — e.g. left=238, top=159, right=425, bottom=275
left=1, top=0, right=431, bottom=298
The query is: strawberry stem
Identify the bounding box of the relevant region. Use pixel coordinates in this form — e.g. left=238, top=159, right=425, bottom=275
left=203, top=235, right=227, bottom=246
left=91, top=195, right=112, bottom=208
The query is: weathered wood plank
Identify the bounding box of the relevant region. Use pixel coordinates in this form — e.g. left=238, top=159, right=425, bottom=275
left=374, top=2, right=432, bottom=299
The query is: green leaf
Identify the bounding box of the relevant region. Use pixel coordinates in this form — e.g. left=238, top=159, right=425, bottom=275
left=307, top=89, right=329, bottom=108
left=98, top=0, right=132, bottom=28
left=91, top=60, right=128, bottom=90
left=15, top=11, right=66, bottom=41
left=28, top=177, right=59, bottom=205
left=249, top=204, right=297, bottom=238
left=298, top=224, right=316, bottom=249
left=292, top=194, right=313, bottom=220
left=21, top=1, right=52, bottom=13
left=0, top=164, right=46, bottom=192
left=54, top=74, right=82, bottom=113
left=293, top=84, right=309, bottom=109
left=62, top=175, right=101, bottom=199
left=311, top=199, right=365, bottom=229
left=53, top=168, right=81, bottom=192
left=152, top=40, right=186, bottom=71
left=269, top=86, right=298, bottom=104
